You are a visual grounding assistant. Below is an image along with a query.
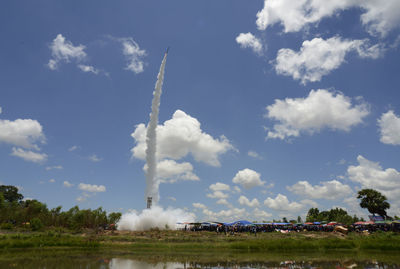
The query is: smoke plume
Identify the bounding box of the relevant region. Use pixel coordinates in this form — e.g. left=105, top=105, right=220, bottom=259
left=145, top=51, right=168, bottom=204
left=117, top=206, right=195, bottom=231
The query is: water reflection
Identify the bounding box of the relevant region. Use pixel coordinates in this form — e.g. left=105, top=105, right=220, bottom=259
left=106, top=258, right=398, bottom=269
left=1, top=252, right=399, bottom=269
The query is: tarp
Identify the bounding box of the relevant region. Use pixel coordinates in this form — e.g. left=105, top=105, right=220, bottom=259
left=354, top=221, right=374, bottom=225
left=224, top=220, right=253, bottom=226
left=369, top=215, right=384, bottom=221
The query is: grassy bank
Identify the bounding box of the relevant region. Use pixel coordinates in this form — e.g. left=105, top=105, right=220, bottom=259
left=1, top=230, right=400, bottom=252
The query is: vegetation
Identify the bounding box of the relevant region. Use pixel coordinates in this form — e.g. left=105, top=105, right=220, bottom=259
left=357, top=188, right=390, bottom=218
left=306, top=207, right=363, bottom=225
left=1, top=230, right=400, bottom=252
left=0, top=185, right=121, bottom=231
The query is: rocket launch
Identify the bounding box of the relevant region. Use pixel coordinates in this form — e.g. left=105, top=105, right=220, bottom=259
left=145, top=49, right=169, bottom=207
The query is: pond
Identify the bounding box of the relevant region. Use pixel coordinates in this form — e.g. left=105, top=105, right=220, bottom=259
left=1, top=249, right=399, bottom=268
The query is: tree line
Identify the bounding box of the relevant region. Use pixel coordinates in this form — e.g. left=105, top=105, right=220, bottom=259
left=0, top=185, right=121, bottom=231
left=0, top=184, right=397, bottom=231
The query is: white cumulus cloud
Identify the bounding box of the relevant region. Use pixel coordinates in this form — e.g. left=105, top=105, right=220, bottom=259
left=131, top=110, right=234, bottom=167
left=120, top=37, right=147, bottom=74
left=236, top=32, right=263, bottom=55
left=232, top=168, right=265, bottom=189
left=264, top=194, right=303, bottom=212
left=11, top=147, right=47, bottom=163
left=63, top=181, right=73, bottom=188
left=202, top=207, right=246, bottom=221
left=209, top=182, right=231, bottom=192
left=47, top=34, right=87, bottom=70
left=287, top=180, right=352, bottom=200
left=253, top=208, right=272, bottom=219
left=207, top=190, right=229, bottom=199
left=348, top=155, right=400, bottom=200
left=378, top=110, right=400, bottom=145
left=265, top=89, right=369, bottom=140
left=238, top=195, right=260, bottom=207
left=256, top=0, right=400, bottom=37
left=0, top=118, right=45, bottom=149
left=144, top=159, right=199, bottom=183
left=192, top=202, right=207, bottom=209
left=274, top=37, right=384, bottom=84
left=78, top=183, right=106, bottom=193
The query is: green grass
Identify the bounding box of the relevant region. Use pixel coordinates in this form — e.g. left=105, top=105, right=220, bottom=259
left=0, top=233, right=99, bottom=249
left=1, top=230, right=400, bottom=252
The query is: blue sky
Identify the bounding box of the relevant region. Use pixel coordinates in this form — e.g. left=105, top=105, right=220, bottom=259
left=1, top=0, right=400, bottom=221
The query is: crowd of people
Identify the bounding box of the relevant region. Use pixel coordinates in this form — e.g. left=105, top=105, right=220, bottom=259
left=182, top=220, right=400, bottom=234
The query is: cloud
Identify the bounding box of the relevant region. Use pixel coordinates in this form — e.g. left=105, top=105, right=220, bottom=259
left=253, top=208, right=272, bottom=219
left=63, top=181, right=73, bottom=188
left=287, top=180, right=352, bottom=200
left=119, top=37, right=147, bottom=74
left=255, top=0, right=400, bottom=37
left=248, top=150, right=262, bottom=159
left=232, top=168, right=265, bottom=189
left=207, top=190, right=229, bottom=199
left=11, top=147, right=47, bottom=163
left=47, top=34, right=87, bottom=70
left=0, top=118, right=45, bottom=149
left=202, top=207, right=246, bottom=221
left=46, top=165, right=63, bottom=171
left=300, top=199, right=319, bottom=208
left=88, top=154, right=102, bottom=162
left=167, top=196, right=176, bottom=201
left=265, top=89, right=369, bottom=140
left=68, top=145, right=78, bottom=152
left=78, top=183, right=106, bottom=193
left=238, top=195, right=260, bottom=207
left=77, top=64, right=100, bottom=74
left=76, top=192, right=92, bottom=202
left=274, top=37, right=384, bottom=84
left=145, top=159, right=199, bottom=183
left=264, top=194, right=303, bottom=212
left=347, top=155, right=400, bottom=200
left=216, top=199, right=229, bottom=205
left=378, top=110, right=400, bottom=145
left=233, top=186, right=241, bottom=193
left=209, top=182, right=231, bottom=192
left=49, top=178, right=55, bottom=183
left=192, top=202, right=207, bottom=209
left=236, top=32, right=263, bottom=55
left=131, top=110, right=234, bottom=167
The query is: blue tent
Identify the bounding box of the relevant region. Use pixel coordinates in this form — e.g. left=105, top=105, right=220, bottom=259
left=223, top=220, right=252, bottom=226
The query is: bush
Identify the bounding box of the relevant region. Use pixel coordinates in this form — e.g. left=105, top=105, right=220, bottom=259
left=31, top=218, right=44, bottom=231
left=0, top=223, right=13, bottom=230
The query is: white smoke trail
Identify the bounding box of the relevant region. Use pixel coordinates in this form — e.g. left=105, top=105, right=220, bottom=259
left=145, top=51, right=168, bottom=205
left=117, top=206, right=195, bottom=231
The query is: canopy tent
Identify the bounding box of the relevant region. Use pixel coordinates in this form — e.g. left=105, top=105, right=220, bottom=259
left=354, top=221, right=374, bottom=225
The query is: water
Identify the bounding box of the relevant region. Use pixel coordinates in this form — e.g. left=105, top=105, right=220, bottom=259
left=0, top=250, right=399, bottom=268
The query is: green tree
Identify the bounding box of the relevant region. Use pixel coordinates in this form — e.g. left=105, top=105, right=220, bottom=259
left=108, top=212, right=122, bottom=224
left=357, top=189, right=390, bottom=218
left=0, top=185, right=23, bottom=203
left=306, top=208, right=320, bottom=222
left=297, top=216, right=303, bottom=223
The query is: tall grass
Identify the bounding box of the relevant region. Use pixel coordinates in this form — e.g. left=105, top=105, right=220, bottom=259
left=0, top=233, right=99, bottom=249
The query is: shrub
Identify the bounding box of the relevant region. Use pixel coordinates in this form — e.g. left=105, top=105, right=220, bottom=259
left=31, top=218, right=44, bottom=231
left=0, top=223, right=13, bottom=230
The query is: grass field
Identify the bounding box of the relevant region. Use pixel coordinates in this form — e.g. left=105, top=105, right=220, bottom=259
left=1, top=229, right=400, bottom=252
